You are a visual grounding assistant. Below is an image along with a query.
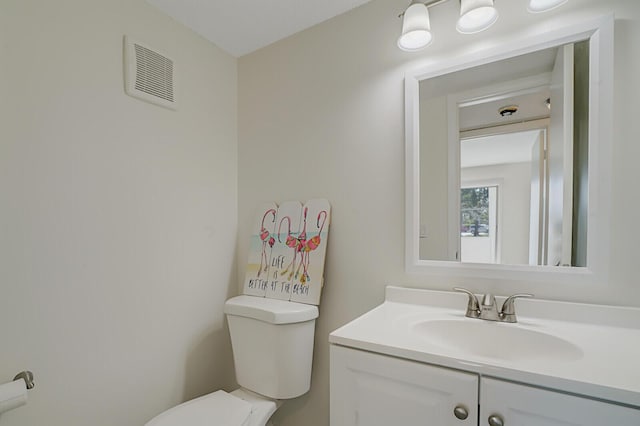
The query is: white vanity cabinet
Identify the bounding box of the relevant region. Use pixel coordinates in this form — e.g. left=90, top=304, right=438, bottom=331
left=481, top=378, right=640, bottom=426
left=329, top=287, right=640, bottom=426
left=330, top=345, right=478, bottom=426
left=330, top=346, right=640, bottom=426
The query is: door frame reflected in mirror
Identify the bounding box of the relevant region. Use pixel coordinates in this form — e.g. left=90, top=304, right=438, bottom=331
left=404, top=14, right=613, bottom=286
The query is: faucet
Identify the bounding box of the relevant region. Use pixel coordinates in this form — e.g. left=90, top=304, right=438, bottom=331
left=453, top=288, right=533, bottom=323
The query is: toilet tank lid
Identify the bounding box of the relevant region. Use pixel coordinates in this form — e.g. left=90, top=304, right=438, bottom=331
left=224, top=295, right=318, bottom=324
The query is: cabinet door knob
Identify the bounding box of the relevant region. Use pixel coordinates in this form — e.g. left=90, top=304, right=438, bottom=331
left=453, top=405, right=469, bottom=420
left=488, top=414, right=504, bottom=426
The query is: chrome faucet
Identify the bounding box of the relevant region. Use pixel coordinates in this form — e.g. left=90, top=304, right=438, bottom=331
left=453, top=288, right=533, bottom=323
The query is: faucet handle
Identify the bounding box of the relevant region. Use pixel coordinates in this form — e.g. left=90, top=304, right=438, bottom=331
left=500, top=293, right=534, bottom=322
left=453, top=287, right=480, bottom=318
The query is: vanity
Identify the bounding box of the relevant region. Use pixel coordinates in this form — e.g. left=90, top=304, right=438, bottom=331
left=329, top=286, right=640, bottom=426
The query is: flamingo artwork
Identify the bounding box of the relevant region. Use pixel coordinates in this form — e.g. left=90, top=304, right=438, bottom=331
left=279, top=207, right=306, bottom=282
left=277, top=215, right=299, bottom=280
left=288, top=199, right=331, bottom=305
left=306, top=210, right=327, bottom=252
left=257, top=208, right=276, bottom=278
left=295, top=209, right=328, bottom=284
left=263, top=200, right=303, bottom=300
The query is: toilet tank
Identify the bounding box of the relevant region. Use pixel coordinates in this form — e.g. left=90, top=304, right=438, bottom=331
left=224, top=295, right=319, bottom=399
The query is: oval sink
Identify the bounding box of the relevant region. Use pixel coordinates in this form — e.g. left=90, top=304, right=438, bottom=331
left=411, top=319, right=583, bottom=362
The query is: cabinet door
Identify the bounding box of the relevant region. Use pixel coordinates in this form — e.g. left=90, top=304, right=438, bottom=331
left=480, top=377, right=640, bottom=426
left=330, top=345, right=478, bottom=426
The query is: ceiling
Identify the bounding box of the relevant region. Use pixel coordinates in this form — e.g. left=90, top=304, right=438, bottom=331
left=419, top=46, right=558, bottom=100
left=461, top=130, right=543, bottom=169
left=146, top=0, right=374, bottom=57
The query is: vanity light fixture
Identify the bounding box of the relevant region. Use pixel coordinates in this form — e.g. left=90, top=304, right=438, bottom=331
left=398, top=0, right=569, bottom=51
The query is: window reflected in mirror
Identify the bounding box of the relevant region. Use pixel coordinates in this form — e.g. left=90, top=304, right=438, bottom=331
left=460, top=185, right=498, bottom=264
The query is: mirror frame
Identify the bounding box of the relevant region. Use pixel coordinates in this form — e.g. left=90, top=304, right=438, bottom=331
left=405, top=14, right=613, bottom=285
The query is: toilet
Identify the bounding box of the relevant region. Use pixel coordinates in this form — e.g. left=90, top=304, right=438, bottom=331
left=145, top=295, right=319, bottom=426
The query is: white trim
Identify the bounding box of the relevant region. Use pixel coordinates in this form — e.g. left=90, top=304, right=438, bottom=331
left=404, top=14, right=613, bottom=286
left=446, top=91, right=460, bottom=260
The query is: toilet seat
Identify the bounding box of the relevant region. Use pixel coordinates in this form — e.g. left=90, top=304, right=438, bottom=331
left=145, top=390, right=252, bottom=426
left=230, top=388, right=279, bottom=426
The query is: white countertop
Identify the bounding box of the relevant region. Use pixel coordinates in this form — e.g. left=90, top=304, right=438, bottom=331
left=329, top=286, right=640, bottom=408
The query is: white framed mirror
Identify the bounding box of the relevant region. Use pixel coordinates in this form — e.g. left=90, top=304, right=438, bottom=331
left=405, top=14, right=613, bottom=285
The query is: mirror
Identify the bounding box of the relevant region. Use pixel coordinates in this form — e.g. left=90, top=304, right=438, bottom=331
left=405, top=15, right=613, bottom=284
left=419, top=40, right=589, bottom=267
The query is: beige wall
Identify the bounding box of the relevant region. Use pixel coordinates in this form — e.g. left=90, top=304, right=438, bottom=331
left=0, top=1, right=237, bottom=425
left=238, top=1, right=640, bottom=425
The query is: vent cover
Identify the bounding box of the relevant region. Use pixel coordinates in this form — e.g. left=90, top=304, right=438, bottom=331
left=124, top=36, right=176, bottom=110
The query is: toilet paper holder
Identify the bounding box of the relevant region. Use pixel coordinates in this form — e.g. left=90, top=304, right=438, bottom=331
left=13, top=371, right=34, bottom=390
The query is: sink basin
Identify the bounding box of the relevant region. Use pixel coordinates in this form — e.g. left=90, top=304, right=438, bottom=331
left=411, top=319, right=583, bottom=362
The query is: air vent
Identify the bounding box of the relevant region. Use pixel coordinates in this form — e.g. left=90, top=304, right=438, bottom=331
left=124, top=36, right=176, bottom=110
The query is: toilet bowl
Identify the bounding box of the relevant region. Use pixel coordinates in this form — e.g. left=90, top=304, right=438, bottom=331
left=145, top=295, right=318, bottom=426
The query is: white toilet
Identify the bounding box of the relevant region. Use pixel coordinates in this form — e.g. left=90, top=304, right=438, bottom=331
left=145, top=295, right=319, bottom=426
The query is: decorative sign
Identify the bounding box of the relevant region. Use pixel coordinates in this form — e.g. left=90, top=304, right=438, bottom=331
left=243, top=199, right=330, bottom=306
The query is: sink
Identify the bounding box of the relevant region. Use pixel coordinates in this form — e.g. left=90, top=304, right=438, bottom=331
left=410, top=319, right=583, bottom=362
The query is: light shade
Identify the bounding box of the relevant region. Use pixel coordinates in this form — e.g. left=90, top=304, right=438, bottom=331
left=527, top=0, right=569, bottom=13
left=398, top=3, right=432, bottom=51
left=456, top=0, right=499, bottom=34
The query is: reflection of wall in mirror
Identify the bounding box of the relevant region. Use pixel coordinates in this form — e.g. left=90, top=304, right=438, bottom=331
left=419, top=95, right=450, bottom=261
